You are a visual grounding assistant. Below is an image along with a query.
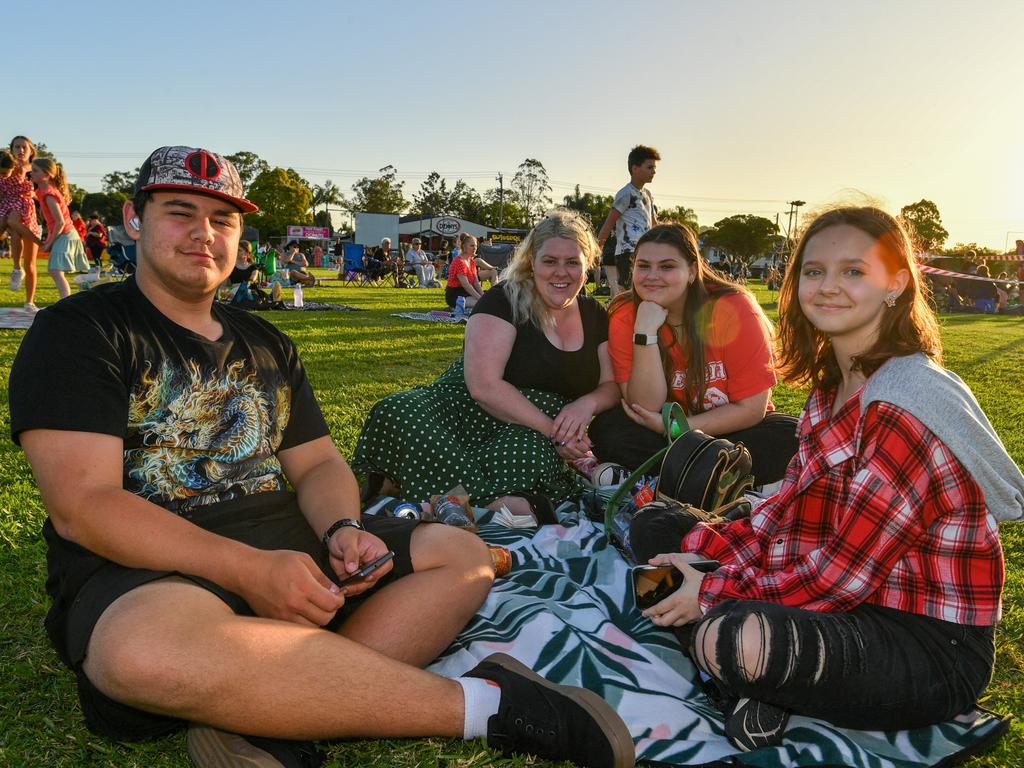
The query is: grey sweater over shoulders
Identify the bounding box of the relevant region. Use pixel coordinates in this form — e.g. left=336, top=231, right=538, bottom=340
left=862, top=353, right=1024, bottom=523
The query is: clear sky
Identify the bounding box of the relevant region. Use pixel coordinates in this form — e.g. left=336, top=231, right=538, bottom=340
left=5, top=0, right=1022, bottom=249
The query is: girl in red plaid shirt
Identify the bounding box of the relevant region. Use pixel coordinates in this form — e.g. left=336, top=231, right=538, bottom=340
left=630, top=206, right=1021, bottom=752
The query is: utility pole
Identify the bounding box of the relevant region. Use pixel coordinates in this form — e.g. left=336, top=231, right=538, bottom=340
left=786, top=200, right=805, bottom=261
left=496, top=173, right=505, bottom=231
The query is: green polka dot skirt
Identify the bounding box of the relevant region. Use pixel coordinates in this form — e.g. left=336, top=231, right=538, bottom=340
left=353, top=358, right=581, bottom=506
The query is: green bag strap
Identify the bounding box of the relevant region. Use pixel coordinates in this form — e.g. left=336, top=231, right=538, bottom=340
left=602, top=402, right=691, bottom=538
left=661, top=401, right=690, bottom=442
left=603, top=446, right=667, bottom=537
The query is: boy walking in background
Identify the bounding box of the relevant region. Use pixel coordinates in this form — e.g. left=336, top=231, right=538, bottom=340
left=597, top=145, right=659, bottom=296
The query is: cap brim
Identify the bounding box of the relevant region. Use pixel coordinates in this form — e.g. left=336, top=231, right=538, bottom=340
left=140, top=183, right=259, bottom=214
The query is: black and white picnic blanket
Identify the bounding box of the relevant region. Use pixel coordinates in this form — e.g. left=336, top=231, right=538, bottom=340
left=391, top=310, right=467, bottom=324
left=428, top=507, right=1009, bottom=767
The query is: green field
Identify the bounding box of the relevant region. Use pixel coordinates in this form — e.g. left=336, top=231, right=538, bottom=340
left=1, top=271, right=1021, bottom=767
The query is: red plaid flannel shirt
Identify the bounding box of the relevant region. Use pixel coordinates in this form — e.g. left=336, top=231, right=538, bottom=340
left=685, top=387, right=1004, bottom=626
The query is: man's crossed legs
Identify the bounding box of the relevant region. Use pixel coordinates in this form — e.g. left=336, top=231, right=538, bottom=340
left=79, top=522, right=634, bottom=767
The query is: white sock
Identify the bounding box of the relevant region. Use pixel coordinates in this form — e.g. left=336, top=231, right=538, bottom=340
left=455, top=676, right=502, bottom=740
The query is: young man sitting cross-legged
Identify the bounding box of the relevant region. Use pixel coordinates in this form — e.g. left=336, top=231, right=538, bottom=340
left=9, top=146, right=634, bottom=768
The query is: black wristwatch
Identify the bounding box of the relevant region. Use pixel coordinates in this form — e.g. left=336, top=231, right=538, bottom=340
left=633, top=333, right=659, bottom=346
left=322, top=518, right=363, bottom=548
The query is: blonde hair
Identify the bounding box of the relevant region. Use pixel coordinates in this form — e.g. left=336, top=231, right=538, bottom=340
left=32, top=158, right=71, bottom=204
left=500, top=209, right=599, bottom=328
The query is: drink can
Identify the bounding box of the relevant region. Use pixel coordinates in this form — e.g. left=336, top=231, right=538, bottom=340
left=386, top=501, right=422, bottom=520
left=632, top=477, right=658, bottom=507
left=488, top=545, right=512, bottom=577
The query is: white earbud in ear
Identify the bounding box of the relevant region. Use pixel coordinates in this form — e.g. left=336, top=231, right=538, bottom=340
left=129, top=217, right=140, bottom=231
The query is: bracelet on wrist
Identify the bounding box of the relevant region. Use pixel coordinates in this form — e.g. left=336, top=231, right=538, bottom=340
left=321, top=517, right=363, bottom=549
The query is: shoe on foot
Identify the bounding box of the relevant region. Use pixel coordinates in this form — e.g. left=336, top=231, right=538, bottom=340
left=466, top=652, right=635, bottom=768
left=724, top=697, right=790, bottom=752
left=23, top=302, right=39, bottom=313
left=187, top=724, right=325, bottom=767
left=10, top=269, right=23, bottom=291
left=591, top=462, right=629, bottom=487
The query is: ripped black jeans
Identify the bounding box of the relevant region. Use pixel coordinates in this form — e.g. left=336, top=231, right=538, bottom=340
left=686, top=599, right=995, bottom=731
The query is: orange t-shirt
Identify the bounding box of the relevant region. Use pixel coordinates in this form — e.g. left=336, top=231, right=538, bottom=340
left=607, top=291, right=778, bottom=413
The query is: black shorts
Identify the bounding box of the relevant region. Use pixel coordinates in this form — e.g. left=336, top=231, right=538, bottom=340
left=50, top=497, right=419, bottom=741
left=600, top=238, right=618, bottom=267
left=445, top=285, right=471, bottom=307
left=615, top=250, right=635, bottom=286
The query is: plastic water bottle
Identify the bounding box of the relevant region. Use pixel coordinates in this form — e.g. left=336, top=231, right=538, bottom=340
left=432, top=494, right=474, bottom=529
left=293, top=283, right=304, bottom=308
left=454, top=295, right=465, bottom=319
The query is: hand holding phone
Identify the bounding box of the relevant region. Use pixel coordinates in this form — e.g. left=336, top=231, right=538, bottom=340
left=632, top=559, right=719, bottom=610
left=337, top=550, right=395, bottom=587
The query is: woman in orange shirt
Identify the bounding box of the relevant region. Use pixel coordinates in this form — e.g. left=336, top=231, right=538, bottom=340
left=590, top=223, right=797, bottom=485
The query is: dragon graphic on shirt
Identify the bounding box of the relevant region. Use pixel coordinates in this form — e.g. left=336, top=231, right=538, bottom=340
left=125, top=359, right=291, bottom=511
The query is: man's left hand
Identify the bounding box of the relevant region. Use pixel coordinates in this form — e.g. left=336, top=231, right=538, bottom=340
left=327, top=526, right=393, bottom=596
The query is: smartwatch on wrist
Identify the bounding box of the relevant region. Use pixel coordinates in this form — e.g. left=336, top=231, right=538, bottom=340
left=633, top=333, right=659, bottom=346
left=322, top=518, right=363, bottom=548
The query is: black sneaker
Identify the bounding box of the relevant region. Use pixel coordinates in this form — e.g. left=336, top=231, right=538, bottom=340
left=466, top=653, right=635, bottom=768
left=187, top=724, right=325, bottom=767
left=723, top=697, right=790, bottom=752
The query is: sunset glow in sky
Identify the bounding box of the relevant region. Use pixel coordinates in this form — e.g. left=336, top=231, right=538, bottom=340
left=6, top=0, right=1022, bottom=249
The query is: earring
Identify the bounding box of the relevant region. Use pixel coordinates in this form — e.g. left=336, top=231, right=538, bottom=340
left=885, top=293, right=897, bottom=308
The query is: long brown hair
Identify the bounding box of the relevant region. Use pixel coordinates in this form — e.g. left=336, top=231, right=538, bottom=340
left=32, top=158, right=71, bottom=204
left=609, top=223, right=747, bottom=412
left=777, top=206, right=942, bottom=390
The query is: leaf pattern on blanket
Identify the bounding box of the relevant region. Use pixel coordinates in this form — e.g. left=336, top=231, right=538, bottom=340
left=427, top=508, right=1009, bottom=767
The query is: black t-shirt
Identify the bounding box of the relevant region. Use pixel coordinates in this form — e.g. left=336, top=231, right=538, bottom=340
left=229, top=263, right=260, bottom=284
left=10, top=278, right=329, bottom=513
left=471, top=283, right=608, bottom=399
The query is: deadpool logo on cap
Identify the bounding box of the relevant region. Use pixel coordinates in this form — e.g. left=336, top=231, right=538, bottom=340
left=184, top=151, right=222, bottom=181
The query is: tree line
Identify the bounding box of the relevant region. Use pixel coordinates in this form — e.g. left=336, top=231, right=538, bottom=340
left=69, top=149, right=978, bottom=263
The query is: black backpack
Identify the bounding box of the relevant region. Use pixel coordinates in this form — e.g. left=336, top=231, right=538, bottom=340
left=603, top=403, right=754, bottom=537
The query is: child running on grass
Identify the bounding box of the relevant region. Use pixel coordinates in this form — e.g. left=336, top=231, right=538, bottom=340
left=0, top=144, right=43, bottom=309
left=31, top=158, right=90, bottom=300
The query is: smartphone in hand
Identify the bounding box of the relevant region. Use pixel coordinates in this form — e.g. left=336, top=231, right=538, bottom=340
left=632, top=560, right=720, bottom=610
left=337, top=551, right=396, bottom=587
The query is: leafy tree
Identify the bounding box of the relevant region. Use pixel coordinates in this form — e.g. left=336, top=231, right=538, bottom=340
left=311, top=180, right=346, bottom=214
left=68, top=184, right=88, bottom=211
left=411, top=172, right=451, bottom=215
left=81, top=191, right=129, bottom=224
left=476, top=187, right=528, bottom=229
left=247, top=167, right=313, bottom=237
left=102, top=169, right=139, bottom=196
left=940, top=242, right=1000, bottom=259
left=225, top=151, right=270, bottom=193
left=900, top=199, right=948, bottom=250
left=658, top=205, right=700, bottom=234
left=350, top=165, right=408, bottom=214
left=701, top=214, right=778, bottom=266
left=449, top=180, right=484, bottom=221
left=562, top=185, right=613, bottom=231
left=511, top=158, right=552, bottom=223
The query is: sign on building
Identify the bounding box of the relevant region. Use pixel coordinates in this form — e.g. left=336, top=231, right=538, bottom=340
left=433, top=217, right=461, bottom=236
left=287, top=225, right=331, bottom=239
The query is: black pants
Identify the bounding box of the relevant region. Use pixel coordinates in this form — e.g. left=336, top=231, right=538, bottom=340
left=590, top=406, right=799, bottom=486
left=693, top=600, right=994, bottom=731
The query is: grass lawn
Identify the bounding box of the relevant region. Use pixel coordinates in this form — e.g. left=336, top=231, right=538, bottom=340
left=0, top=268, right=1021, bottom=767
